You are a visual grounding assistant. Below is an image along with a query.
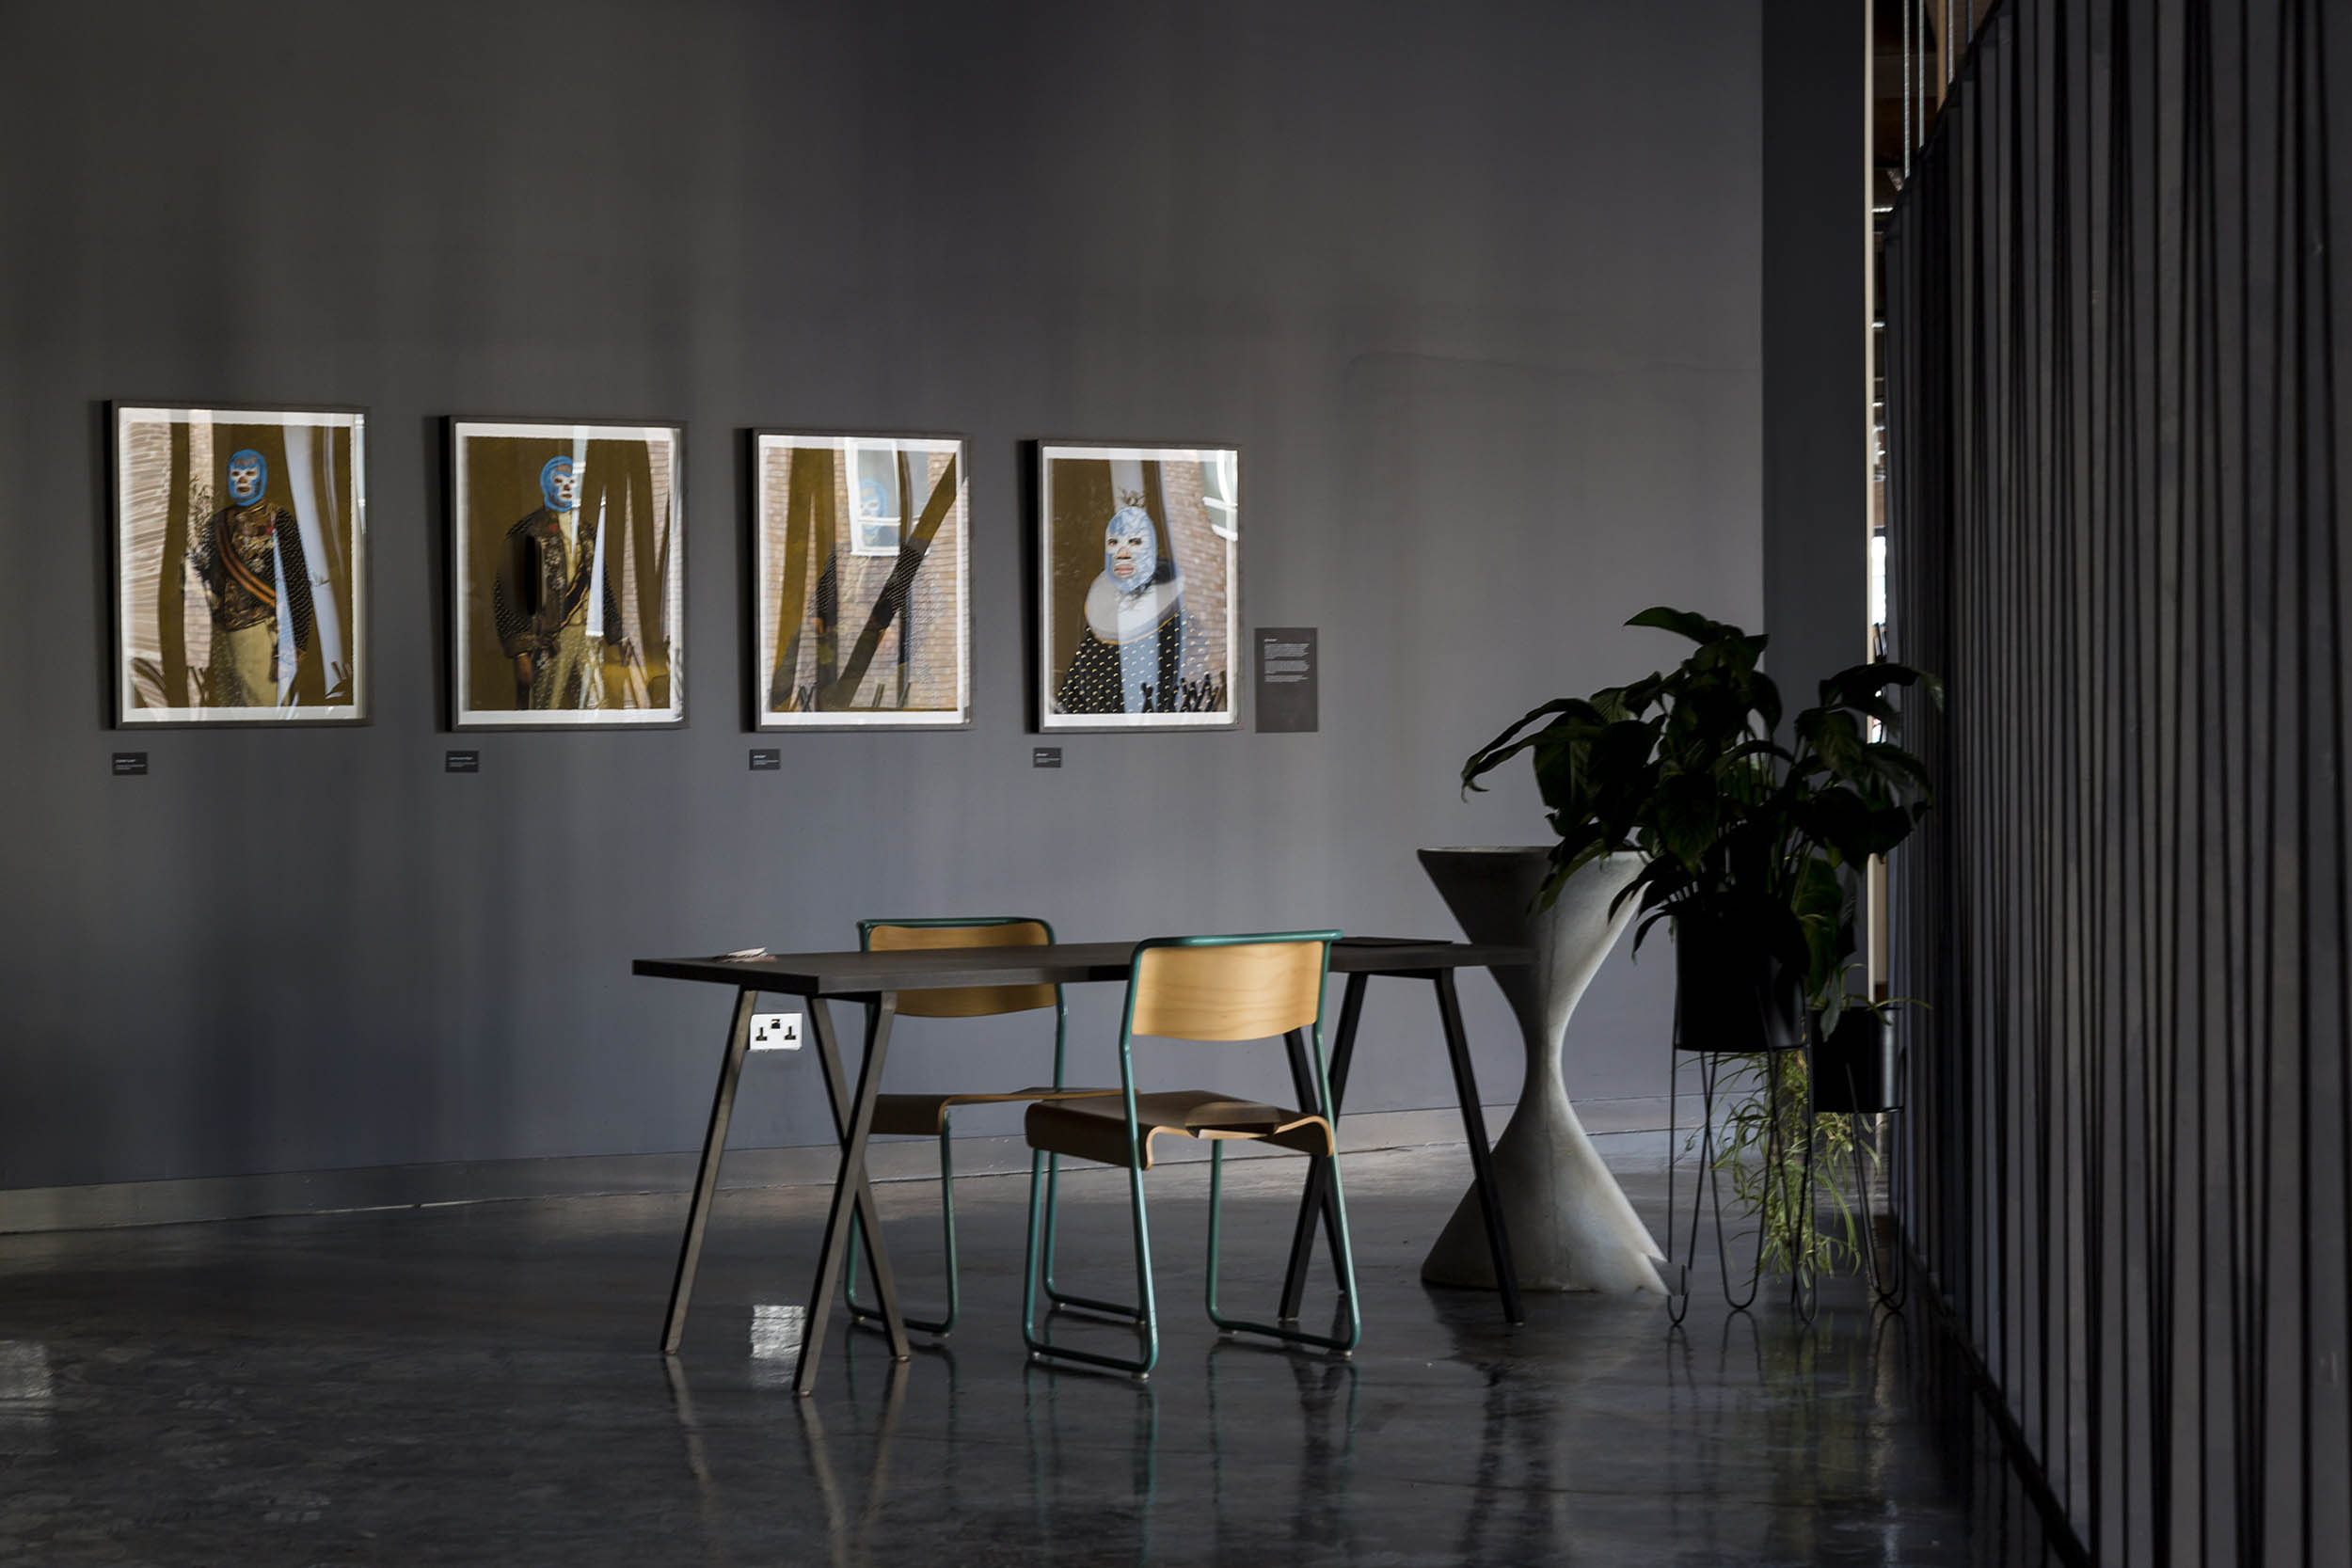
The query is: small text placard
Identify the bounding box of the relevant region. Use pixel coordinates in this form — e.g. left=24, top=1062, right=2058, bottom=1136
left=1255, top=627, right=1319, bottom=733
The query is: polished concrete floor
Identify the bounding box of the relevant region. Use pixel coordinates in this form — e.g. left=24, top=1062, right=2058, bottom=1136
left=0, top=1145, right=2059, bottom=1566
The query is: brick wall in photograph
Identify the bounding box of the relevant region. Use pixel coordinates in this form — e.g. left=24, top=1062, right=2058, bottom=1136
left=1156, top=455, right=1232, bottom=711
left=759, top=444, right=963, bottom=715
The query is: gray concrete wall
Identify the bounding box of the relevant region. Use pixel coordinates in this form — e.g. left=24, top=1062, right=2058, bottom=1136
left=0, top=0, right=1763, bottom=1192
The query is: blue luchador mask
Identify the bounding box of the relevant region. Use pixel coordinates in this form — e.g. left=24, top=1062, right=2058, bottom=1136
left=541, top=456, right=581, bottom=513
left=1103, top=504, right=1158, bottom=593
left=226, top=449, right=268, bottom=507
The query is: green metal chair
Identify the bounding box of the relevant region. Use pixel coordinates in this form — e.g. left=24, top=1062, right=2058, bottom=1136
left=843, top=916, right=1120, bottom=1338
left=1021, top=931, right=1359, bottom=1379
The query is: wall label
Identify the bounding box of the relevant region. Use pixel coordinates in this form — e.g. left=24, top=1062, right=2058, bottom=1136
left=1033, top=747, right=1063, bottom=768
left=111, top=752, right=148, bottom=776
left=444, top=751, right=481, bottom=773
left=749, top=749, right=781, bottom=771
left=1255, top=627, right=1319, bottom=733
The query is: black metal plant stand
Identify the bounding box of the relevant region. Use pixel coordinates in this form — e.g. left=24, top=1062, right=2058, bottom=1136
left=1846, top=1107, right=1909, bottom=1312
left=1811, top=1008, right=1909, bottom=1312
left=1665, top=999, right=1910, bottom=1327
left=1664, top=1025, right=1819, bottom=1327
left=1661, top=932, right=1820, bottom=1328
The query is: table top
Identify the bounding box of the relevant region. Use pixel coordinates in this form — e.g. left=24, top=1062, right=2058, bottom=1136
left=633, top=936, right=1531, bottom=997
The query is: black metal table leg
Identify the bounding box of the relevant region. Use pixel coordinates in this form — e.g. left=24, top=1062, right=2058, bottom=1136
left=794, top=993, right=904, bottom=1396
left=1278, top=1027, right=1351, bottom=1310
left=1279, top=973, right=1366, bottom=1320
left=1435, top=970, right=1524, bottom=1324
left=664, top=988, right=758, bottom=1354
left=808, top=999, right=911, bottom=1361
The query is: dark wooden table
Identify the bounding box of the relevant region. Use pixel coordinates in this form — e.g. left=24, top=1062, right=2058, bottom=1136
left=634, top=936, right=1531, bottom=1395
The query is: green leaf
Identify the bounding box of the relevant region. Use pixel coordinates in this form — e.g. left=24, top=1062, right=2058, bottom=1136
left=1878, top=743, right=1936, bottom=793
left=1752, top=673, right=1784, bottom=736
left=1818, top=660, right=1935, bottom=709
left=1459, top=698, right=1582, bottom=793
left=1626, top=605, right=1748, bottom=645
left=1648, top=770, right=1724, bottom=869
left=1725, top=737, right=1799, bottom=768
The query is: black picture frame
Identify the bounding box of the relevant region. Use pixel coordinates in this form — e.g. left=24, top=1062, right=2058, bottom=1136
left=446, top=414, right=689, bottom=732
left=1032, top=436, right=1242, bottom=735
left=746, top=427, right=974, bottom=733
left=108, top=399, right=374, bottom=730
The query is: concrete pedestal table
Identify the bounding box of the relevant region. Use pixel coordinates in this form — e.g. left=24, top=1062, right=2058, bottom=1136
left=1417, top=847, right=1668, bottom=1295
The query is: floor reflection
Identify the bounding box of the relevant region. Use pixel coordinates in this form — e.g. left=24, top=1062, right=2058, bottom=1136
left=797, top=1356, right=910, bottom=1568
left=0, top=1148, right=2057, bottom=1566
left=1024, top=1351, right=1160, bottom=1564
left=0, top=1338, right=53, bottom=1460
left=1207, top=1340, right=1358, bottom=1560
left=747, top=1301, right=808, bottom=1388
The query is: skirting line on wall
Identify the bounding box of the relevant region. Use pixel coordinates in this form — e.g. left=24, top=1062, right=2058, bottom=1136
left=0, top=1097, right=1677, bottom=1235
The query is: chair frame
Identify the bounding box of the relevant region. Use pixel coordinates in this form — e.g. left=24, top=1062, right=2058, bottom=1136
left=843, top=915, right=1130, bottom=1338
left=1021, top=931, right=1360, bottom=1379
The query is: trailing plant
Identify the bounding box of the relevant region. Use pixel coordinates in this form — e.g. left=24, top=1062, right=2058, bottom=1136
left=1460, top=607, right=1940, bottom=1271
left=1707, top=1052, right=1867, bottom=1276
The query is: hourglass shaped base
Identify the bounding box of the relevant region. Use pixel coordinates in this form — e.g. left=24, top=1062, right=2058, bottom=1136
left=1415, top=848, right=1667, bottom=1295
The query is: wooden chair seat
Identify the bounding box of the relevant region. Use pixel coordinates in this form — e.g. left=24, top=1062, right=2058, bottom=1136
left=1026, top=1088, right=1336, bottom=1170
left=871, top=1086, right=1119, bottom=1138
left=1019, top=931, right=1359, bottom=1379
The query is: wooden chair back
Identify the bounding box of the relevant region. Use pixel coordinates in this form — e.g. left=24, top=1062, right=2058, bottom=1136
left=864, top=919, right=1058, bottom=1018
left=1128, top=936, right=1334, bottom=1042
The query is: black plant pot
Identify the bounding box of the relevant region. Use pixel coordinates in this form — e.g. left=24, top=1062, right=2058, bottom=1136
left=1671, top=921, right=1806, bottom=1054
left=1810, top=1007, right=1901, bottom=1113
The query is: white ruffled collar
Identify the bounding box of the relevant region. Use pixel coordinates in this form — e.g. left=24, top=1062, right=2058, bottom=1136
left=1085, top=572, right=1184, bottom=644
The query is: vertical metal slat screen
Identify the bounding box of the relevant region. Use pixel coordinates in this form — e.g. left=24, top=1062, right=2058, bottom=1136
left=1883, top=1, right=2350, bottom=1562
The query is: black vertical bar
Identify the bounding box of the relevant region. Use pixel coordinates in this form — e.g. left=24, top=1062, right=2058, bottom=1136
left=2300, top=0, right=2348, bottom=1560
left=895, top=446, right=913, bottom=708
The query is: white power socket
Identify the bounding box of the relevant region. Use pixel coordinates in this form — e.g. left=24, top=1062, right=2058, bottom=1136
left=749, top=1012, right=803, bottom=1052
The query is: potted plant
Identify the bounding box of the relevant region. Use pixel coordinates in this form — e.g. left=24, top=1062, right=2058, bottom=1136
left=1461, top=607, right=1939, bottom=1275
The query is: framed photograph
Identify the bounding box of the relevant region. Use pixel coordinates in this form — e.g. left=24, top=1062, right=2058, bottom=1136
left=450, top=418, right=685, bottom=729
left=753, top=431, right=970, bottom=729
left=111, top=403, right=369, bottom=726
left=1038, top=440, right=1238, bottom=731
